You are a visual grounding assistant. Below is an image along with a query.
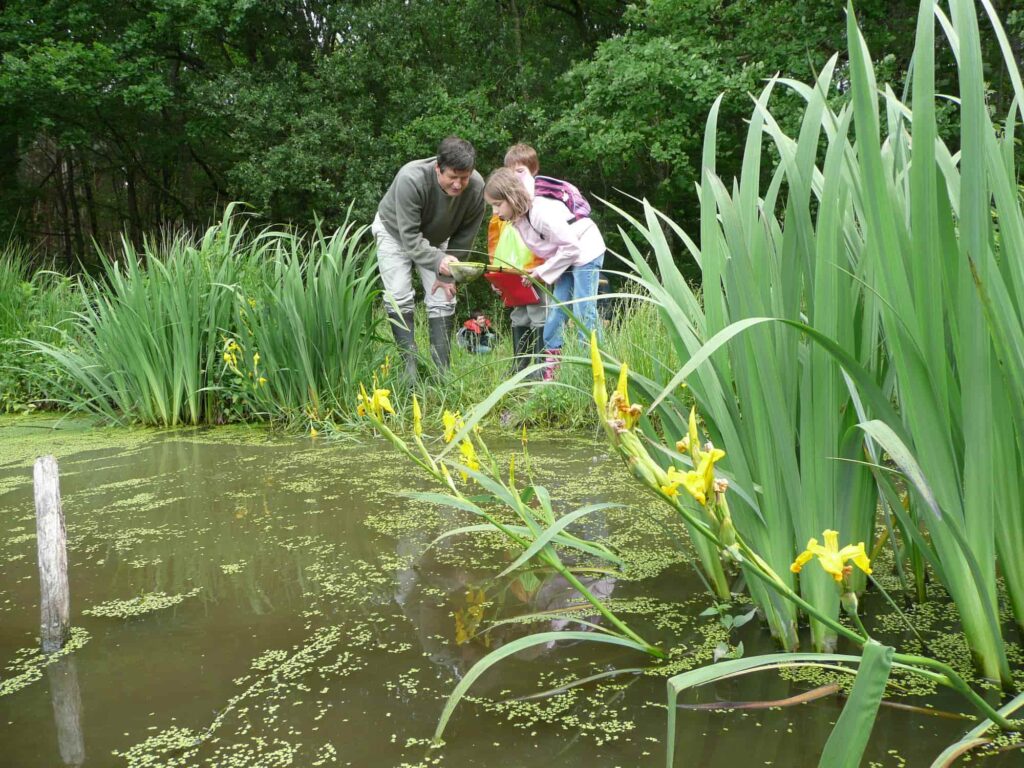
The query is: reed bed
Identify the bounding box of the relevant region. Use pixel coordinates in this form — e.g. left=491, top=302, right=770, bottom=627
left=600, top=0, right=1024, bottom=689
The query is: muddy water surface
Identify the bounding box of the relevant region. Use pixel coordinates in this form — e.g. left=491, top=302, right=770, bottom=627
left=0, top=417, right=1017, bottom=767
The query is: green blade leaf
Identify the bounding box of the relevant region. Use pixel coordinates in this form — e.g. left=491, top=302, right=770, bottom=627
left=433, top=631, right=647, bottom=743
left=818, top=641, right=894, bottom=768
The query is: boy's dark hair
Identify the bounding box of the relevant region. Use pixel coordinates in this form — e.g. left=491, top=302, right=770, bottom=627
left=437, top=136, right=476, bottom=171
left=503, top=143, right=540, bottom=175
left=470, top=307, right=485, bottom=318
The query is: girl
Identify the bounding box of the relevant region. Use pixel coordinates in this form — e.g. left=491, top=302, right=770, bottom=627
left=483, top=167, right=605, bottom=380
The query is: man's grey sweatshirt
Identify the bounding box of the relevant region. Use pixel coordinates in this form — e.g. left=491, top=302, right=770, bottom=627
left=376, top=157, right=486, bottom=276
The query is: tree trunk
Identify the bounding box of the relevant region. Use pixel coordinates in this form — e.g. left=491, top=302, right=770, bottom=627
left=65, top=151, right=85, bottom=260
left=53, top=150, right=74, bottom=266
left=125, top=168, right=143, bottom=247
left=79, top=151, right=99, bottom=253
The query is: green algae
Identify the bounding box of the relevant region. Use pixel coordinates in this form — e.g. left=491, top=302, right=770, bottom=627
left=83, top=588, right=201, bottom=618
left=0, top=413, right=155, bottom=471
left=0, top=626, right=90, bottom=697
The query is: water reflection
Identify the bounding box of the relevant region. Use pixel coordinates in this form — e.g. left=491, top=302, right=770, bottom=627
left=395, top=528, right=618, bottom=683
left=47, top=656, right=84, bottom=767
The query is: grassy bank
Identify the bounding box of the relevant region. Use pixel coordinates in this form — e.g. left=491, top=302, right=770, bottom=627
left=0, top=222, right=677, bottom=433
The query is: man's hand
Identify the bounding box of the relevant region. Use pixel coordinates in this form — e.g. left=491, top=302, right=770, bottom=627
left=438, top=254, right=458, bottom=277
left=431, top=280, right=457, bottom=301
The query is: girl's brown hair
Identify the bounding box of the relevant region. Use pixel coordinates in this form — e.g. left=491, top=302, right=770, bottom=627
left=484, top=168, right=532, bottom=220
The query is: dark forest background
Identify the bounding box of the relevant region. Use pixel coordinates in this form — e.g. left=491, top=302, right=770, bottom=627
left=2, top=0, right=1021, bottom=266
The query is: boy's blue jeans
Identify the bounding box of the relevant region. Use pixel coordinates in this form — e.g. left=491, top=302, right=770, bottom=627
left=543, top=253, right=604, bottom=350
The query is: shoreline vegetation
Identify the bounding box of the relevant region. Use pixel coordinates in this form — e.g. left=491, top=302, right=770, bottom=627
left=0, top=212, right=675, bottom=435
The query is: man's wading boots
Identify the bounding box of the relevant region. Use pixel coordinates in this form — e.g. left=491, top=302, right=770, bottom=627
left=428, top=315, right=454, bottom=375
left=511, top=326, right=545, bottom=380
left=388, top=310, right=419, bottom=384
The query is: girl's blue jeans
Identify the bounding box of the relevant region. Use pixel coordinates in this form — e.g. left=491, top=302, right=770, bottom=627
left=543, top=253, right=604, bottom=350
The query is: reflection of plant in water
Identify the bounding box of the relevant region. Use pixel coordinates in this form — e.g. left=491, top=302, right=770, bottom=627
left=0, top=627, right=90, bottom=698
left=454, top=588, right=489, bottom=647
left=360, top=390, right=659, bottom=656
left=359, top=385, right=665, bottom=740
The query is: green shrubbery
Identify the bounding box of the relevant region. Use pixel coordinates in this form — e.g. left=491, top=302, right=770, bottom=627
left=0, top=245, right=80, bottom=412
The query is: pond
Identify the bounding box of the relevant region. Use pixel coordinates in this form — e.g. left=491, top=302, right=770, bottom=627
left=0, top=417, right=1017, bottom=767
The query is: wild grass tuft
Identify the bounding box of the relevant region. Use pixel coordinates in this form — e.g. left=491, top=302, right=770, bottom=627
left=0, top=243, right=80, bottom=411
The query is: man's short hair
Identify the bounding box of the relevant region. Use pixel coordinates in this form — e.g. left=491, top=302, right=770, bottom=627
left=503, top=143, right=539, bottom=175
left=437, top=136, right=476, bottom=172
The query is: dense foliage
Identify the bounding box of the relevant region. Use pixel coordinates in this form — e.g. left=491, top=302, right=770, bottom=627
left=5, top=0, right=1018, bottom=263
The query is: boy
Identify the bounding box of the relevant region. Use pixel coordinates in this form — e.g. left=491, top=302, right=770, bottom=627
left=459, top=308, right=496, bottom=354
left=496, top=143, right=546, bottom=374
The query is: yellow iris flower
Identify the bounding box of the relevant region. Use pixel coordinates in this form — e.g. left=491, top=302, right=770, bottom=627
left=357, top=383, right=395, bottom=420
left=590, top=332, right=642, bottom=432
left=412, top=395, right=423, bottom=436
left=222, top=339, right=242, bottom=369
left=459, top=439, right=480, bottom=480
left=791, top=529, right=872, bottom=582
left=664, top=407, right=725, bottom=505
left=370, top=388, right=394, bottom=418
left=659, top=451, right=724, bottom=506
left=690, top=445, right=725, bottom=505
left=443, top=410, right=464, bottom=443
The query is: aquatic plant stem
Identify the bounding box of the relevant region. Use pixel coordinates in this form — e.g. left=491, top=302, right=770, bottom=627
left=891, top=653, right=1013, bottom=730
left=367, top=407, right=663, bottom=658
left=558, top=564, right=665, bottom=658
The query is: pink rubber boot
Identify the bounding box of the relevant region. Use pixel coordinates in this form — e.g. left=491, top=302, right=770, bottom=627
left=542, top=349, right=561, bottom=382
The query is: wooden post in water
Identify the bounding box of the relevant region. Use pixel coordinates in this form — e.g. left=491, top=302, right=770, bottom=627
left=34, top=455, right=70, bottom=652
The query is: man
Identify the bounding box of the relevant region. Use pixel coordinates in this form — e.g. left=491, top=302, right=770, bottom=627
left=372, top=136, right=486, bottom=383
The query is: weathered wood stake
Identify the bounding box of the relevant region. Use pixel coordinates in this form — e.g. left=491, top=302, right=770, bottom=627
left=34, top=455, right=70, bottom=652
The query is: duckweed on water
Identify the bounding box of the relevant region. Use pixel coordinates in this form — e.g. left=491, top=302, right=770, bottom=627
left=0, top=414, right=154, bottom=471
left=4, top=420, right=1007, bottom=767
left=0, top=626, right=90, bottom=697
left=83, top=588, right=201, bottom=618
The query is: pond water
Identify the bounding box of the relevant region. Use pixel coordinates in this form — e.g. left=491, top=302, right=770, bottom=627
left=0, top=417, right=1017, bottom=767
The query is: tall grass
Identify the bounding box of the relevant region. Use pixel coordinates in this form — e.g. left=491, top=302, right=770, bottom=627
left=603, top=60, right=881, bottom=649
left=25, top=208, right=383, bottom=427
left=230, top=218, right=381, bottom=422
left=373, top=293, right=681, bottom=434
left=600, top=0, right=1023, bottom=685
left=27, top=209, right=259, bottom=425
